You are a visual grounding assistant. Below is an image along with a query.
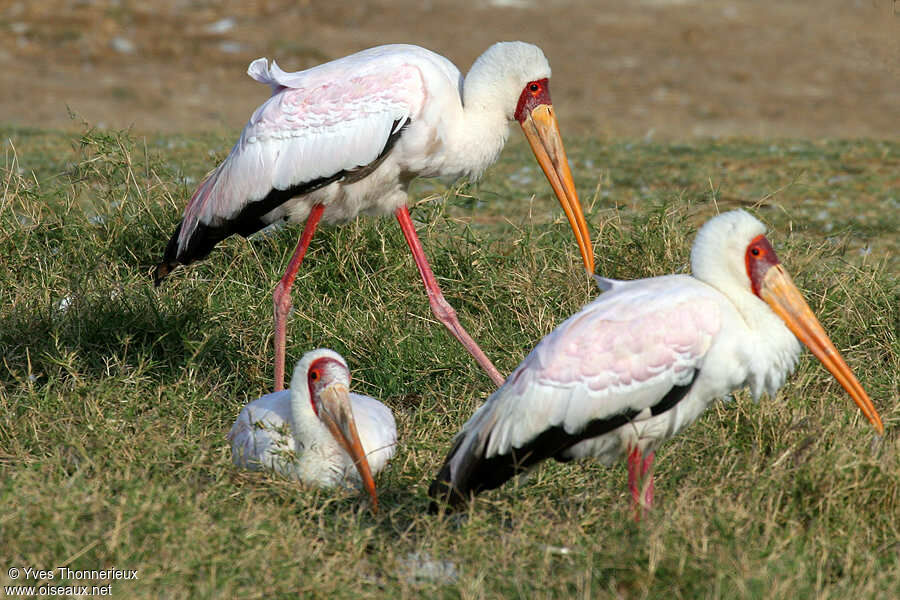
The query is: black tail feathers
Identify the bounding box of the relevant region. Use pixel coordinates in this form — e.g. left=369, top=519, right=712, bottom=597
left=427, top=432, right=480, bottom=513
left=153, top=220, right=184, bottom=287
left=426, top=428, right=533, bottom=513
left=427, top=461, right=474, bottom=513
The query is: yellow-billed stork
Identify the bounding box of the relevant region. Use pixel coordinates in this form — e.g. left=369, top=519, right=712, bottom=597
left=229, top=349, right=396, bottom=511
left=429, top=210, right=883, bottom=516
left=155, top=42, right=593, bottom=391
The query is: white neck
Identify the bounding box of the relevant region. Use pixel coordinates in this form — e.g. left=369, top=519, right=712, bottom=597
left=740, top=291, right=801, bottom=399
left=690, top=211, right=802, bottom=399
left=440, top=84, right=510, bottom=181
left=289, top=373, right=331, bottom=452
left=412, top=41, right=552, bottom=181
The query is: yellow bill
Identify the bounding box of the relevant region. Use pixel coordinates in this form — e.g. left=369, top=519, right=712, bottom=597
left=520, top=104, right=594, bottom=274
left=760, top=265, right=884, bottom=434
left=318, top=383, right=380, bottom=511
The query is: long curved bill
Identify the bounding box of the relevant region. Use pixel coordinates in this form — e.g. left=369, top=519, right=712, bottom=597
left=318, top=383, right=380, bottom=511
left=759, top=265, right=884, bottom=434
left=520, top=104, right=594, bottom=274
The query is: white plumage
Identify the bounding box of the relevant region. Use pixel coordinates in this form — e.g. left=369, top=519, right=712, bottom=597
left=429, top=210, right=883, bottom=513
left=156, top=42, right=593, bottom=393
left=229, top=349, right=396, bottom=507
left=181, top=47, right=439, bottom=239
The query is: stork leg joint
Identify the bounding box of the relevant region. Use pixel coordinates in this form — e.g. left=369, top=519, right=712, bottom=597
left=426, top=290, right=458, bottom=325
left=273, top=279, right=293, bottom=320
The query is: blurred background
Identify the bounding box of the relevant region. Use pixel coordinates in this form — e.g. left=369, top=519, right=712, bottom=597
left=1, top=0, right=898, bottom=138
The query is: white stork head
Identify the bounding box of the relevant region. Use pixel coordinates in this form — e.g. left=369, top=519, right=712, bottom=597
left=464, top=42, right=551, bottom=115
left=691, top=210, right=883, bottom=434
left=464, top=41, right=593, bottom=275
left=291, top=348, right=379, bottom=510
left=691, top=209, right=768, bottom=300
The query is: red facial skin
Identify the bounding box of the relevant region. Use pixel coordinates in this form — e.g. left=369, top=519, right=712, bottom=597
left=306, top=357, right=347, bottom=416
left=745, top=234, right=781, bottom=297
left=742, top=231, right=884, bottom=435
left=514, top=78, right=551, bottom=123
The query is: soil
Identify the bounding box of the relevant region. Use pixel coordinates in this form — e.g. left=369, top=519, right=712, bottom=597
left=1, top=0, right=899, bottom=139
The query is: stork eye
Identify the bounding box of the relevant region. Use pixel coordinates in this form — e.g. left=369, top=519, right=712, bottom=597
left=309, top=369, right=320, bottom=382
left=751, top=247, right=761, bottom=256
left=529, top=82, right=540, bottom=93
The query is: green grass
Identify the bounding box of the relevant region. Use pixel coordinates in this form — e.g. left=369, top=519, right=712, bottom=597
left=1, top=125, right=898, bottom=598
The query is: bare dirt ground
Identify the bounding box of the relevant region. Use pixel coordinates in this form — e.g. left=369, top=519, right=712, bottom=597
left=1, top=0, right=899, bottom=139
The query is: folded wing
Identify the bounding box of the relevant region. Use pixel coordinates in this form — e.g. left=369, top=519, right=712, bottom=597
left=429, top=276, right=722, bottom=506
left=157, top=54, right=427, bottom=278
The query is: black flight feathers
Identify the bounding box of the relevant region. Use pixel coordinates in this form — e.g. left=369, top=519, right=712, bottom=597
left=153, top=118, right=409, bottom=286
left=428, top=371, right=697, bottom=512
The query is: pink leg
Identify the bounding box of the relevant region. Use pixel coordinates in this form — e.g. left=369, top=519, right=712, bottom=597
left=627, top=447, right=654, bottom=522
left=641, top=451, right=655, bottom=510
left=273, top=204, right=325, bottom=392
left=394, top=206, right=505, bottom=387
left=627, top=446, right=642, bottom=521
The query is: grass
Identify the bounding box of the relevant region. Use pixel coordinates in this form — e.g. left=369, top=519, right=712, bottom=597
left=1, top=124, right=898, bottom=598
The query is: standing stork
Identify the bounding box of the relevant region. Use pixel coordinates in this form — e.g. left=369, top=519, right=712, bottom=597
left=229, top=348, right=397, bottom=511
left=428, top=210, right=884, bottom=515
left=154, top=42, right=594, bottom=391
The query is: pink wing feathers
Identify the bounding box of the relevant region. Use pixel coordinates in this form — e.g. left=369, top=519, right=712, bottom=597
left=177, top=56, right=425, bottom=252
left=155, top=45, right=464, bottom=282
left=440, top=275, right=722, bottom=488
